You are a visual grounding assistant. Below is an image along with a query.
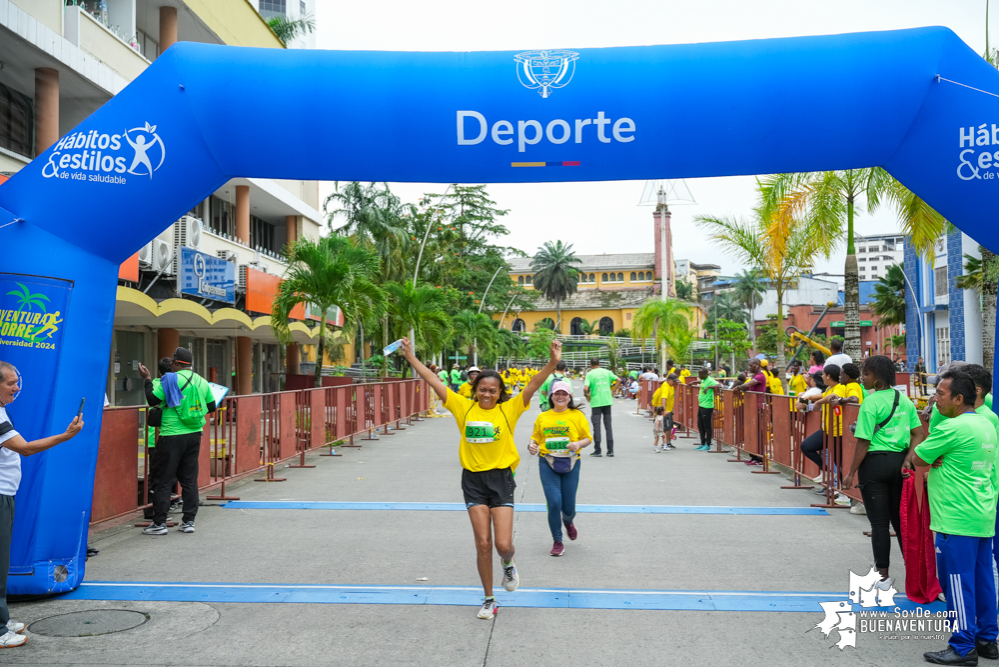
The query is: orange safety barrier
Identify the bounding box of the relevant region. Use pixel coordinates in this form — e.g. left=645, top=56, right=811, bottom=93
left=89, top=379, right=427, bottom=526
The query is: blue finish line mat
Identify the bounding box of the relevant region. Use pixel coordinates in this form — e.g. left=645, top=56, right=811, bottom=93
left=62, top=582, right=941, bottom=613
left=220, top=501, right=828, bottom=515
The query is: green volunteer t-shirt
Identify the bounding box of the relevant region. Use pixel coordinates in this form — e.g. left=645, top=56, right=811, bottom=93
left=585, top=368, right=615, bottom=408
left=976, top=403, right=999, bottom=439
left=151, top=369, right=214, bottom=436
left=539, top=373, right=565, bottom=409
left=450, top=369, right=461, bottom=384
left=438, top=370, right=448, bottom=383
left=929, top=404, right=945, bottom=432
left=987, top=393, right=993, bottom=410
left=629, top=370, right=639, bottom=379
left=915, top=412, right=999, bottom=538
left=698, top=376, right=718, bottom=408
left=854, top=389, right=921, bottom=453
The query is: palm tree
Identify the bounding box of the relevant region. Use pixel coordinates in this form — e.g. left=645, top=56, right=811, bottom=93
left=530, top=240, right=581, bottom=333
left=266, top=13, right=315, bottom=44
left=576, top=318, right=598, bottom=336
left=451, top=310, right=496, bottom=365
left=675, top=279, right=696, bottom=301
left=696, top=202, right=839, bottom=380
left=956, top=254, right=983, bottom=292
left=632, top=298, right=693, bottom=370
left=384, top=281, right=451, bottom=372
left=709, top=291, right=747, bottom=325
left=731, top=269, right=766, bottom=346
left=272, top=236, right=387, bottom=387
left=759, top=169, right=946, bottom=362
left=871, top=264, right=907, bottom=327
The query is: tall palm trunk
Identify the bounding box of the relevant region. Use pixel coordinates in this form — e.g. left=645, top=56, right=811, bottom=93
left=556, top=298, right=562, bottom=334
left=983, top=247, right=998, bottom=375
left=314, top=320, right=326, bottom=388
left=843, top=196, right=862, bottom=361
left=775, top=289, right=786, bottom=391
left=382, top=316, right=389, bottom=377
left=747, top=300, right=756, bottom=352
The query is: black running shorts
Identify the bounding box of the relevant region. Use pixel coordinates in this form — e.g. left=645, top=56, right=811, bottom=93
left=461, top=467, right=516, bottom=509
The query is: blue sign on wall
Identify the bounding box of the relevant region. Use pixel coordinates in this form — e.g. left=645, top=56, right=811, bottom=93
left=178, top=247, right=235, bottom=304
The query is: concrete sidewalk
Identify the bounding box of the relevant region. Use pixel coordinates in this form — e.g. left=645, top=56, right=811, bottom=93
left=8, top=384, right=939, bottom=666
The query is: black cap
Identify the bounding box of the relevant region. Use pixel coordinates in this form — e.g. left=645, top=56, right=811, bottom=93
left=172, top=347, right=193, bottom=365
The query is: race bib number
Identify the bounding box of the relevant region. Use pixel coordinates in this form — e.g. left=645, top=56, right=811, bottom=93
left=545, top=436, right=570, bottom=451
left=466, top=421, right=497, bottom=444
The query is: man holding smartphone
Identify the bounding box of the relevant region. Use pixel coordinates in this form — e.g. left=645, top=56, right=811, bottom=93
left=0, top=360, right=83, bottom=648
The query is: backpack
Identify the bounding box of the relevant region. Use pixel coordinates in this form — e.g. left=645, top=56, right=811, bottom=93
left=175, top=371, right=208, bottom=429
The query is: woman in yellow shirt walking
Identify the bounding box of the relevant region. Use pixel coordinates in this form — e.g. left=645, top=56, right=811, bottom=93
left=400, top=337, right=562, bottom=620
left=527, top=381, right=591, bottom=556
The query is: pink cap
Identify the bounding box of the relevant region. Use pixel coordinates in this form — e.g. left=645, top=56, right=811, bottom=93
left=550, top=381, right=572, bottom=396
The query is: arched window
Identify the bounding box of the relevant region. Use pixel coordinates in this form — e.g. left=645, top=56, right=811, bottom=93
left=617, top=272, right=624, bottom=282
left=526, top=275, right=533, bottom=285
left=638, top=271, right=646, bottom=281
left=599, top=317, right=614, bottom=334
left=570, top=317, right=583, bottom=335
left=518, top=276, right=524, bottom=285
left=511, top=318, right=526, bottom=332
left=589, top=273, right=595, bottom=282
left=602, top=272, right=608, bottom=282
left=630, top=272, right=637, bottom=281
left=537, top=317, right=555, bottom=330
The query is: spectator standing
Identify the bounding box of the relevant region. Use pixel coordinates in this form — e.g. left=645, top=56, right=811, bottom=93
left=0, top=360, right=83, bottom=648
left=143, top=357, right=174, bottom=520
left=539, top=361, right=568, bottom=411
left=690, top=368, right=720, bottom=450
left=450, top=366, right=462, bottom=392
left=138, top=347, right=216, bottom=535
left=824, top=339, right=852, bottom=369
left=906, top=371, right=999, bottom=665
left=914, top=357, right=927, bottom=395
left=808, top=350, right=825, bottom=375
left=584, top=359, right=616, bottom=457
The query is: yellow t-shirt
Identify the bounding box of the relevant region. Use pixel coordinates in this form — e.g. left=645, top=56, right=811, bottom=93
left=662, top=382, right=675, bottom=412
left=458, top=382, right=474, bottom=398
left=680, top=369, right=691, bottom=383
left=821, top=384, right=849, bottom=436
left=789, top=374, right=808, bottom=397
left=444, top=390, right=529, bottom=472
left=843, top=381, right=865, bottom=406
left=766, top=372, right=784, bottom=396
left=651, top=385, right=663, bottom=407
left=532, top=408, right=592, bottom=458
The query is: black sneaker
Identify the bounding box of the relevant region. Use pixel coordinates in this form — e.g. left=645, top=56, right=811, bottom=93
left=589, top=452, right=602, bottom=457
left=607, top=452, right=615, bottom=457
left=924, top=646, right=979, bottom=665
left=142, top=523, right=167, bottom=535
left=976, top=641, right=998, bottom=660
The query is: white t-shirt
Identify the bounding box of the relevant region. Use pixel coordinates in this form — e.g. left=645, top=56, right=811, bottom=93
left=825, top=353, right=853, bottom=369
left=0, top=406, right=22, bottom=496
left=640, top=372, right=658, bottom=381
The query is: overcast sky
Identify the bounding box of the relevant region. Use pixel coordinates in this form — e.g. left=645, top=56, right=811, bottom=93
left=313, top=0, right=993, bottom=280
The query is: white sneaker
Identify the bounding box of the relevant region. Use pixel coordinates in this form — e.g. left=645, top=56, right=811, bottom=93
left=178, top=521, right=195, bottom=533
left=0, top=630, right=26, bottom=647
left=850, top=502, right=867, bottom=515
left=5, top=621, right=24, bottom=634
left=477, top=598, right=498, bottom=619
left=653, top=446, right=661, bottom=453
left=501, top=560, right=519, bottom=592
left=834, top=493, right=851, bottom=506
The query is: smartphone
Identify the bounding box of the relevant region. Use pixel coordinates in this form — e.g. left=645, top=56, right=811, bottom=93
left=77, top=398, right=85, bottom=418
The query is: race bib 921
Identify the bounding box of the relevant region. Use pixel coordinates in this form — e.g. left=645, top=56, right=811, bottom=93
left=466, top=421, right=497, bottom=444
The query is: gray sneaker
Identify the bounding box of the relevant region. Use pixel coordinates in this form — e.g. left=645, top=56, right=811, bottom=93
left=501, top=560, right=519, bottom=592
left=178, top=521, right=195, bottom=533
left=142, top=523, right=167, bottom=535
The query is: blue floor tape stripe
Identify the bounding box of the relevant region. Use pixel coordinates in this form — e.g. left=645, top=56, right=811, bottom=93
left=221, top=501, right=828, bottom=515
left=62, top=582, right=942, bottom=613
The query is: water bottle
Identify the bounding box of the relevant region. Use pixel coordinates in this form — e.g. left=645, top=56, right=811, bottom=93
left=383, top=339, right=403, bottom=356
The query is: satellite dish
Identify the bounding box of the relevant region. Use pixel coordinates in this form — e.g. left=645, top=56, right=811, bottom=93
left=638, top=179, right=696, bottom=206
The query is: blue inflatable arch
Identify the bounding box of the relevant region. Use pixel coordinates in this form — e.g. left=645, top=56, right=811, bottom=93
left=0, top=26, right=996, bottom=594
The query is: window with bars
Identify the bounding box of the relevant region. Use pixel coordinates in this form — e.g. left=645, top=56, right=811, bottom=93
left=934, top=267, right=948, bottom=297
left=0, top=82, right=33, bottom=158
left=260, top=0, right=287, bottom=17
left=936, top=326, right=951, bottom=367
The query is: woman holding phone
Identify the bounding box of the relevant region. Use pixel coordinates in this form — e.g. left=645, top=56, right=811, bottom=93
left=399, top=337, right=562, bottom=620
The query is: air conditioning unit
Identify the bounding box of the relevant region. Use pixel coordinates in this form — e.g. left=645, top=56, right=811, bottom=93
left=217, top=249, right=239, bottom=263
left=151, top=238, right=174, bottom=275
left=138, top=242, right=154, bottom=268
left=249, top=261, right=269, bottom=274
left=174, top=215, right=203, bottom=251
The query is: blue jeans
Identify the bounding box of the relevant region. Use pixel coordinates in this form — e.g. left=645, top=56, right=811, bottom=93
left=936, top=532, right=998, bottom=656
left=538, top=458, right=580, bottom=542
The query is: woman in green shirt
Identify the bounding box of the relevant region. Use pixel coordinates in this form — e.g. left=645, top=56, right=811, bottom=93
left=842, top=355, right=926, bottom=588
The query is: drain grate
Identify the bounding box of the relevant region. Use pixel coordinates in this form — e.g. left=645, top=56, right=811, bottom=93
left=29, top=610, right=149, bottom=637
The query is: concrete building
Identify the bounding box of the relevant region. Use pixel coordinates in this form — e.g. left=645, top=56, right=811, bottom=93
left=674, top=259, right=721, bottom=303
left=905, top=229, right=983, bottom=370
left=855, top=232, right=904, bottom=282
left=0, top=1, right=326, bottom=405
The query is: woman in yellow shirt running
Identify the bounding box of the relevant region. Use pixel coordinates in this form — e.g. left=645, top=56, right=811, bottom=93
left=400, top=337, right=561, bottom=620
left=527, top=381, right=591, bottom=556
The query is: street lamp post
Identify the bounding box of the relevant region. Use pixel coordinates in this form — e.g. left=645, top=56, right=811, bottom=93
left=473, top=265, right=505, bottom=366
left=409, top=184, right=455, bottom=349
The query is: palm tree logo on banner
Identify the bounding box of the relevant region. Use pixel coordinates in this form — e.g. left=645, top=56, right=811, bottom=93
left=514, top=50, right=579, bottom=98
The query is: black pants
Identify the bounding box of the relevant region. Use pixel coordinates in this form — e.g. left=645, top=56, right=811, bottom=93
left=591, top=405, right=614, bottom=454
left=857, top=451, right=905, bottom=570
left=697, top=407, right=714, bottom=446
left=801, top=430, right=825, bottom=470
left=0, top=494, right=13, bottom=629
left=153, top=432, right=201, bottom=525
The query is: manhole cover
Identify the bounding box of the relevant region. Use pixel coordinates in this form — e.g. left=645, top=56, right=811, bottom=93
left=29, top=610, right=149, bottom=637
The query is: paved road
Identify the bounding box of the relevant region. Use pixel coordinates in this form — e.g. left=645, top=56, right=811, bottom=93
left=8, top=383, right=943, bottom=666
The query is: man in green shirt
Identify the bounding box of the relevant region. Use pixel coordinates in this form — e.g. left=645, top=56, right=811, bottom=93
left=584, top=358, right=615, bottom=457
left=689, top=368, right=719, bottom=450
left=138, top=347, right=217, bottom=536
left=449, top=366, right=462, bottom=392
left=967, top=365, right=999, bottom=439
left=905, top=371, right=999, bottom=665
left=539, top=361, right=567, bottom=411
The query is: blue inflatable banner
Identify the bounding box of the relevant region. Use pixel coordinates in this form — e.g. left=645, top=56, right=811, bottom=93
left=0, top=26, right=997, bottom=594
